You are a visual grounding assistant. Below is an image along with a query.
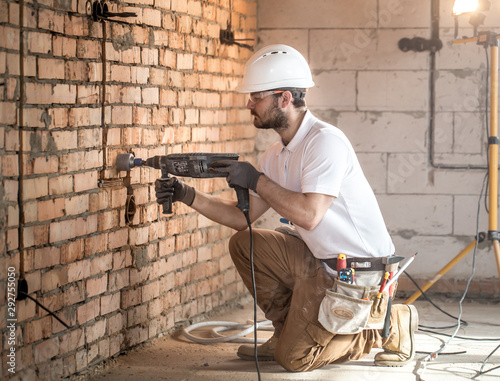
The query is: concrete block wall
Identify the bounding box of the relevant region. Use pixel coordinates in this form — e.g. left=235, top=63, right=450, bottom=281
left=255, top=0, right=500, bottom=296
left=0, top=0, right=257, bottom=379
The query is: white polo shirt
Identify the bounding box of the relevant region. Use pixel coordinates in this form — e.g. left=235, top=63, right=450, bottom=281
left=257, top=110, right=394, bottom=260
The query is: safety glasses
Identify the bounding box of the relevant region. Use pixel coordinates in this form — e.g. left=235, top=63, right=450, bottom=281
left=249, top=90, right=284, bottom=104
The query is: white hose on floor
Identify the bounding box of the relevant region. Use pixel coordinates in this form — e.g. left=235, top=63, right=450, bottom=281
left=182, top=320, right=273, bottom=344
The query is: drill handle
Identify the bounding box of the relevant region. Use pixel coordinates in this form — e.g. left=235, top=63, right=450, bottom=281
left=160, top=173, right=174, bottom=215
left=231, top=185, right=250, bottom=213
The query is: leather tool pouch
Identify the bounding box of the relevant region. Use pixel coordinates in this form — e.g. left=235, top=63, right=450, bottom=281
left=318, top=279, right=389, bottom=334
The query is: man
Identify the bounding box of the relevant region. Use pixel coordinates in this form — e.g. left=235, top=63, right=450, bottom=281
left=156, top=44, right=418, bottom=372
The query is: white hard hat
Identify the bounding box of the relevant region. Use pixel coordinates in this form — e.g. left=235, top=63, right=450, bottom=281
left=236, top=44, right=315, bottom=93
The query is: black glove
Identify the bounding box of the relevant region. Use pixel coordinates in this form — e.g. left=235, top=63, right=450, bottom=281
left=155, top=177, right=196, bottom=206
left=210, top=160, right=263, bottom=192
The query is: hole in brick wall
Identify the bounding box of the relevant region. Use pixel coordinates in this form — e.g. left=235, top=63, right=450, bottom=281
left=125, top=195, right=136, bottom=225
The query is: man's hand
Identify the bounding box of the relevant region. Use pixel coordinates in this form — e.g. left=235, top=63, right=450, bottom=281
left=155, top=177, right=196, bottom=206
left=210, top=160, right=263, bottom=192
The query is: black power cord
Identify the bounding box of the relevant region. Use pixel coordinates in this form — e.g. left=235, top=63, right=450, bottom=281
left=16, top=281, right=70, bottom=329
left=243, top=210, right=261, bottom=381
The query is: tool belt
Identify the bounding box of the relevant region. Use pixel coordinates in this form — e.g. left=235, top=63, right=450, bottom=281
left=321, top=256, right=386, bottom=272
left=318, top=255, right=403, bottom=335
left=318, top=279, right=389, bottom=334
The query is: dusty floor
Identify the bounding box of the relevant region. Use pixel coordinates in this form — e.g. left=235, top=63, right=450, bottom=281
left=84, top=297, right=500, bottom=381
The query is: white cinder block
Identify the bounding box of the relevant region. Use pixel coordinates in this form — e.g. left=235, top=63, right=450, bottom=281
left=357, top=71, right=429, bottom=111
left=378, top=194, right=453, bottom=235
left=435, top=70, right=486, bottom=112
left=453, top=195, right=491, bottom=236
left=307, top=71, right=357, bottom=110
left=378, top=0, right=431, bottom=28
left=309, top=29, right=427, bottom=71
left=256, top=30, right=309, bottom=60
left=357, top=152, right=388, bottom=194
left=338, top=112, right=427, bottom=153
left=258, top=0, right=377, bottom=29
left=387, top=153, right=432, bottom=194
left=390, top=234, right=497, bottom=279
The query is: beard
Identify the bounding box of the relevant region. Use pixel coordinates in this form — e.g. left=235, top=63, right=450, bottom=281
left=252, top=106, right=289, bottom=132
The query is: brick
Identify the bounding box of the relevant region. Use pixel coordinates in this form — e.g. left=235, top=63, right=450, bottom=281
left=41, top=267, right=68, bottom=292
left=88, top=62, right=102, bottom=82
left=49, top=108, right=69, bottom=128
left=0, top=26, right=19, bottom=50
left=141, top=281, right=159, bottom=302
left=86, top=274, right=108, bottom=298
left=127, top=304, right=148, bottom=326
left=61, top=239, right=84, bottom=264
left=142, top=8, right=162, bottom=27
left=49, top=175, right=73, bottom=195
left=65, top=195, right=89, bottom=216
left=108, top=229, right=128, bottom=250
left=49, top=216, right=94, bottom=243
left=120, top=86, right=141, bottom=104
left=39, top=8, right=65, bottom=33
left=131, top=66, right=149, bottom=84
left=108, top=313, right=125, bottom=335
left=141, top=47, right=159, bottom=65
left=52, top=84, right=77, bottom=104
left=6, top=228, right=19, bottom=251
left=2, top=154, right=18, bottom=176
left=22, top=177, right=49, bottom=200
left=78, top=128, right=101, bottom=148
left=32, top=155, right=59, bottom=174
left=177, top=53, right=193, bottom=70
left=27, top=31, right=51, bottom=54
left=67, top=256, right=90, bottom=283
left=25, top=316, right=52, bottom=343
left=145, top=69, right=164, bottom=91
left=86, top=319, right=107, bottom=343
left=65, top=16, right=90, bottom=37
left=85, top=233, right=108, bottom=256
left=90, top=254, right=112, bottom=279
left=5, top=52, right=19, bottom=75
left=66, top=61, right=90, bottom=81
left=100, top=292, right=120, bottom=315
left=111, top=105, right=132, bottom=125
left=60, top=329, right=84, bottom=355
left=74, top=171, right=98, bottom=192
left=38, top=58, right=65, bottom=79
left=34, top=246, right=61, bottom=269
left=77, top=85, right=100, bottom=104
left=51, top=130, right=78, bottom=151
left=142, top=87, right=159, bottom=104
left=109, top=267, right=129, bottom=293
left=0, top=101, right=17, bottom=124
left=121, top=288, right=141, bottom=308
left=110, top=64, right=131, bottom=82
left=83, top=150, right=102, bottom=170
left=38, top=198, right=65, bottom=221
left=69, top=107, right=101, bottom=127
left=77, top=298, right=100, bottom=324
left=89, top=190, right=110, bottom=212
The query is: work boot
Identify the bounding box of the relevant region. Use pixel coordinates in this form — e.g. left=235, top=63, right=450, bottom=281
left=375, top=304, right=418, bottom=367
left=237, top=336, right=278, bottom=361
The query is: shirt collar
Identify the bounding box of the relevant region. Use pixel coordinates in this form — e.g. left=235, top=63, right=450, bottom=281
left=276, top=110, right=316, bottom=155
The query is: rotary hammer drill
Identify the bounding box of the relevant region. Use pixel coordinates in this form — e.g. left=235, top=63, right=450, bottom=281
left=116, top=152, right=250, bottom=214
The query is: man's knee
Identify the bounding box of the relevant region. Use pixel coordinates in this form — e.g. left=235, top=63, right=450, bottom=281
left=229, top=229, right=250, bottom=259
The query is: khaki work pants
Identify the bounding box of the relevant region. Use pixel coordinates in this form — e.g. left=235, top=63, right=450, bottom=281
left=229, top=228, right=390, bottom=372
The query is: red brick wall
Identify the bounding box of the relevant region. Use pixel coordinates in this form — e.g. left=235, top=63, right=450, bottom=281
left=0, top=0, right=257, bottom=379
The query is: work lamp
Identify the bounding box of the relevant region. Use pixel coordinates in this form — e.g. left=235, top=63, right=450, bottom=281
left=453, top=0, right=479, bottom=15
left=453, top=0, right=491, bottom=38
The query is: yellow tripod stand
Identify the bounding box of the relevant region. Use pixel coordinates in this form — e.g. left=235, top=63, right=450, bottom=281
left=405, top=33, right=500, bottom=305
